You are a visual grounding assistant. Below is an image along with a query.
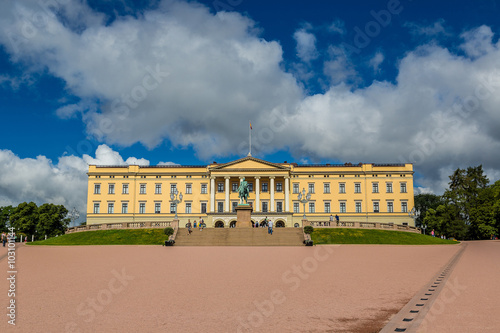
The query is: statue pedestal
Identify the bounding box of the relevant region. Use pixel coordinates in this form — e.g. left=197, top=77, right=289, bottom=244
left=235, top=204, right=253, bottom=228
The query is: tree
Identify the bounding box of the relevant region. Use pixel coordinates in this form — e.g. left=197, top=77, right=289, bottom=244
left=10, top=202, right=39, bottom=237
left=414, top=193, right=443, bottom=227
left=0, top=205, right=14, bottom=233
left=423, top=204, right=467, bottom=239
left=37, top=203, right=70, bottom=238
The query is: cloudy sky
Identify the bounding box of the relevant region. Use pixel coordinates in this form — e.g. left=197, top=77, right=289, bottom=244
left=1, top=0, right=500, bottom=222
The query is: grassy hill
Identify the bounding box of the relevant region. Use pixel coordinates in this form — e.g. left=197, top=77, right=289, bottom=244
left=28, top=229, right=166, bottom=246
left=28, top=228, right=459, bottom=246
left=311, top=228, right=459, bottom=245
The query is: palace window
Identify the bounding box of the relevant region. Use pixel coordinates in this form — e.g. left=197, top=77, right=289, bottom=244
left=170, top=184, right=177, bottom=193
left=276, top=182, right=282, bottom=192
left=122, top=202, right=128, bottom=214
left=324, top=202, right=331, bottom=213
left=93, top=203, right=100, bottom=214
left=201, top=202, right=207, bottom=214
left=386, top=183, right=393, bottom=193
left=108, top=184, right=115, bottom=194
left=293, top=183, right=299, bottom=194
left=155, top=203, right=161, bottom=214
left=155, top=184, right=162, bottom=194
left=355, top=202, right=362, bottom=213
left=185, top=184, right=192, bottom=194
left=248, top=182, right=253, bottom=192
left=372, top=183, right=379, bottom=193
left=217, top=183, right=224, bottom=193
left=387, top=201, right=394, bottom=213
left=140, top=184, right=146, bottom=194
left=122, top=184, right=129, bottom=194
left=185, top=203, right=192, bottom=214
left=355, top=183, right=361, bottom=193
left=232, top=202, right=238, bottom=212
left=232, top=182, right=238, bottom=192
left=293, top=202, right=300, bottom=213
left=108, top=203, right=114, bottom=214
left=170, top=203, right=176, bottom=214
left=324, top=183, right=330, bottom=193
left=373, top=201, right=379, bottom=213
left=201, top=184, right=207, bottom=194
left=276, top=202, right=283, bottom=212
left=309, top=202, right=315, bottom=213
left=339, top=183, right=346, bottom=193
left=94, top=184, right=101, bottom=194
left=340, top=202, right=346, bottom=213
left=262, top=202, right=268, bottom=212
left=308, top=183, right=315, bottom=194
left=139, top=203, right=146, bottom=214
left=262, top=182, right=268, bottom=192
left=400, top=182, right=407, bottom=193
left=217, top=202, right=224, bottom=213
left=401, top=201, right=408, bottom=213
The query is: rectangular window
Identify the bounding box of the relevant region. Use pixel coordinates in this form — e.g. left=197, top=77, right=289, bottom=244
left=201, top=184, right=208, bottom=194
left=248, top=182, right=253, bottom=192
left=262, top=182, right=268, bottom=192
left=339, top=183, right=346, bottom=193
left=340, top=202, right=346, bottom=213
left=262, top=202, right=268, bottom=212
left=308, top=183, right=315, bottom=194
left=355, top=202, right=362, bottom=213
left=155, top=184, right=162, bottom=194
left=185, top=203, right=192, bottom=214
left=94, top=184, right=101, bottom=194
left=93, top=203, right=100, bottom=214
left=139, top=203, right=146, bottom=214
left=108, top=184, right=115, bottom=194
left=373, top=201, right=379, bottom=213
left=276, top=182, right=282, bottom=192
left=108, top=203, right=114, bottom=214
left=401, top=201, right=408, bottom=213
left=400, top=182, right=407, bottom=193
left=276, top=202, right=283, bottom=212
left=293, top=202, right=300, bottom=213
left=140, top=184, right=146, bottom=194
left=217, top=183, right=224, bottom=193
left=185, top=184, right=192, bottom=194
left=355, top=183, right=361, bottom=193
left=232, top=201, right=238, bottom=212
left=217, top=202, right=224, bottom=213
left=293, top=183, right=299, bottom=194
left=386, top=183, right=393, bottom=193
left=387, top=202, right=394, bottom=213
left=324, top=183, right=330, bottom=193
left=170, top=184, right=177, bottom=194
left=324, top=202, right=331, bottom=213
left=372, top=183, right=379, bottom=193
left=122, top=184, right=129, bottom=194
left=122, top=202, right=128, bottom=214
left=309, top=202, right=315, bottom=213
left=170, top=203, right=176, bottom=214
left=201, top=202, right=207, bottom=214
left=155, top=203, right=161, bottom=214
left=232, top=182, right=238, bottom=192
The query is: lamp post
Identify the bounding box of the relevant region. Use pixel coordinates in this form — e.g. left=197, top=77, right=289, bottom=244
left=408, top=207, right=423, bottom=233
left=297, top=188, right=312, bottom=220
left=67, top=207, right=80, bottom=228
left=170, top=189, right=183, bottom=219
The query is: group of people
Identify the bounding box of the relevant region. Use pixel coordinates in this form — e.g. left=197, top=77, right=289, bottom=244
left=186, top=217, right=206, bottom=235
left=328, top=214, right=340, bottom=226
left=1, top=232, right=7, bottom=247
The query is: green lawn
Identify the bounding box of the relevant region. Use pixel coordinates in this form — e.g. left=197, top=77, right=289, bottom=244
left=28, top=229, right=167, bottom=246
left=310, top=228, right=459, bottom=245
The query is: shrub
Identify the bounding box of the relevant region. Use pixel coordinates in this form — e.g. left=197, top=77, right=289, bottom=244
left=304, top=226, right=314, bottom=234
left=163, top=227, right=174, bottom=237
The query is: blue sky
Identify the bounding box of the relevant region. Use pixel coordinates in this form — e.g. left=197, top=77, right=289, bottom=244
left=1, top=0, right=500, bottom=218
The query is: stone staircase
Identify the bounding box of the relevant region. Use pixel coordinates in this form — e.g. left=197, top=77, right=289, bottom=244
left=174, top=227, right=304, bottom=246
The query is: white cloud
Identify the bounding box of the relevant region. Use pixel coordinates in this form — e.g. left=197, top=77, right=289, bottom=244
left=460, top=25, right=496, bottom=58
left=405, top=19, right=448, bottom=37
left=369, top=52, right=384, bottom=73
left=328, top=19, right=345, bottom=35
left=323, top=46, right=358, bottom=85
left=293, top=28, right=319, bottom=62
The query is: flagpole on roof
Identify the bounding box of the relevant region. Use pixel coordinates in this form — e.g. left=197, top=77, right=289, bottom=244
left=248, top=121, right=252, bottom=156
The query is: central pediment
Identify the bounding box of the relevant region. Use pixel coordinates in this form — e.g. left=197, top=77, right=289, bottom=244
left=210, top=156, right=290, bottom=171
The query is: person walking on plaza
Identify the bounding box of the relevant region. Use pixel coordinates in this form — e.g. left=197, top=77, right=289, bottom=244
left=187, top=220, right=192, bottom=235
left=199, top=217, right=204, bottom=231
left=268, top=219, right=274, bottom=235
left=329, top=214, right=333, bottom=226
left=335, top=214, right=340, bottom=226
left=1, top=232, right=6, bottom=247
left=431, top=229, right=435, bottom=237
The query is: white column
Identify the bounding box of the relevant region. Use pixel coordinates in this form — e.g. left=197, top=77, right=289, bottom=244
left=285, top=176, right=290, bottom=212
left=255, top=177, right=260, bottom=212
left=270, top=176, right=275, bottom=212
left=225, top=176, right=230, bottom=212
left=210, top=176, right=215, bottom=213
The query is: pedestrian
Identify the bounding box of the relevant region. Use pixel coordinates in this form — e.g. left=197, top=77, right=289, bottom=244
left=199, top=217, right=204, bottom=231
left=329, top=214, right=333, bottom=226
left=268, top=219, right=273, bottom=235
left=431, top=229, right=435, bottom=237
left=1, top=232, right=6, bottom=247
left=335, top=214, right=339, bottom=226
left=187, top=220, right=192, bottom=235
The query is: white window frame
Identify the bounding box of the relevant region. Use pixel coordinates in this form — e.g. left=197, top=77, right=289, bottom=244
left=122, top=184, right=129, bottom=194
left=93, top=202, right=100, bottom=214
left=94, top=184, right=101, bottom=194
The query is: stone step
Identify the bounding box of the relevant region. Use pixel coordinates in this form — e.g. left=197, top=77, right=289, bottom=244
left=175, top=228, right=304, bottom=246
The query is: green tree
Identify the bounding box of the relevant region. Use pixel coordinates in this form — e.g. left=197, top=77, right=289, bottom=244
left=414, top=193, right=443, bottom=227
left=37, top=203, right=70, bottom=238
left=10, top=202, right=39, bottom=237
left=423, top=204, right=467, bottom=239
left=0, top=205, right=14, bottom=233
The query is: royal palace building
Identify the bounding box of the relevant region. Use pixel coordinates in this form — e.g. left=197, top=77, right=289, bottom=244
left=86, top=156, right=415, bottom=227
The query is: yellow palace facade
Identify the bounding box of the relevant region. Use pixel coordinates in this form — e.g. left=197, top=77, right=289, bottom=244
left=86, top=156, right=415, bottom=227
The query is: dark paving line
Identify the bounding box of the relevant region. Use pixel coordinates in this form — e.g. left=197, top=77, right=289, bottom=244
left=379, top=243, right=468, bottom=333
